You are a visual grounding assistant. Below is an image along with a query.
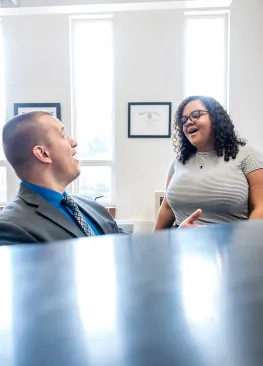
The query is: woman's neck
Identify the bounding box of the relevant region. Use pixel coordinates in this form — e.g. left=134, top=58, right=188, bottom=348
left=197, top=141, right=215, bottom=153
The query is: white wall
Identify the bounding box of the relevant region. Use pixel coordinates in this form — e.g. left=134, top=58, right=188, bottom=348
left=114, top=11, right=183, bottom=223
left=2, top=2, right=263, bottom=231
left=3, top=15, right=72, bottom=199
left=229, top=2, right=263, bottom=152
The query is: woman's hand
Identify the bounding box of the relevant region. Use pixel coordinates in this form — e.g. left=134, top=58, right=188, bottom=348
left=179, top=209, right=203, bottom=228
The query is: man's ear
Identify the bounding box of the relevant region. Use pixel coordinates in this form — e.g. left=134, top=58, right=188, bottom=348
left=32, top=145, right=52, bottom=164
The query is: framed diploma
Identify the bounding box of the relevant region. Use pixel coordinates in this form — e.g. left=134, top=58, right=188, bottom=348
left=128, top=102, right=171, bottom=138
left=14, top=103, right=61, bottom=121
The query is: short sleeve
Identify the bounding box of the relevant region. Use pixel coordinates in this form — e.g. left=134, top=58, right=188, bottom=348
left=168, top=157, right=177, bottom=177
left=241, top=146, right=263, bottom=176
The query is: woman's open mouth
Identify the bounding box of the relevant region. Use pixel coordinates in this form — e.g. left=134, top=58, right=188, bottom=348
left=188, top=127, right=199, bottom=136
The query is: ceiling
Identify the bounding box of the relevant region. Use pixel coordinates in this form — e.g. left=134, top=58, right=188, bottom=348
left=19, top=0, right=231, bottom=6
left=0, top=0, right=259, bottom=15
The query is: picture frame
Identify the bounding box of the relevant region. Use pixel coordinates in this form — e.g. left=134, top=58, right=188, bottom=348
left=128, top=102, right=172, bottom=138
left=14, top=103, right=61, bottom=120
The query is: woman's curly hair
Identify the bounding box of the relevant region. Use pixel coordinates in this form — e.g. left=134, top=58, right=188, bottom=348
left=173, top=96, right=246, bottom=164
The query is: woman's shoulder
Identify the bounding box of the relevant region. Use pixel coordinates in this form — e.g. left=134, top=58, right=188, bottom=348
left=168, top=156, right=185, bottom=177
left=238, top=144, right=263, bottom=159
left=168, top=157, right=177, bottom=177
left=237, top=144, right=263, bottom=175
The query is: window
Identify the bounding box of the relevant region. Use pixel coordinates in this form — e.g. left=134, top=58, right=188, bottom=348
left=185, top=13, right=229, bottom=106
left=0, top=22, right=6, bottom=203
left=70, top=17, right=114, bottom=204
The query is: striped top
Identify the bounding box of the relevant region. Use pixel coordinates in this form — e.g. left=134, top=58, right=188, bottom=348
left=166, top=145, right=263, bottom=225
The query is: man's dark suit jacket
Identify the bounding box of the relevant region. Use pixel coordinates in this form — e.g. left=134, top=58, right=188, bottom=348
left=0, top=184, right=124, bottom=244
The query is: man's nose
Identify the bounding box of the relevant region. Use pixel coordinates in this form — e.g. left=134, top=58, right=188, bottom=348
left=69, top=136, right=78, bottom=147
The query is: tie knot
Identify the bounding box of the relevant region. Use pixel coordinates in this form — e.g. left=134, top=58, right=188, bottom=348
left=62, top=193, right=72, bottom=202
left=61, top=194, right=78, bottom=209
left=61, top=194, right=95, bottom=237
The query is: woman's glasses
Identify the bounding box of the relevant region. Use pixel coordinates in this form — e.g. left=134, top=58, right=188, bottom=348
left=180, top=109, right=209, bottom=125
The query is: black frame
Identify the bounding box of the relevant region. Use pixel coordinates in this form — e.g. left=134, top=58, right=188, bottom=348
left=128, top=102, right=172, bottom=138
left=14, top=103, right=61, bottom=121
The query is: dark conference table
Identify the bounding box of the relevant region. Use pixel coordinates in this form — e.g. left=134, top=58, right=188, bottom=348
left=1, top=220, right=263, bottom=366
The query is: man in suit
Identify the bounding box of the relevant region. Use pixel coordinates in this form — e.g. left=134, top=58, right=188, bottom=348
left=0, top=112, right=201, bottom=244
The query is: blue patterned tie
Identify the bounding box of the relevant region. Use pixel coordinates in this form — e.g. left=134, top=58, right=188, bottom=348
left=61, top=194, right=95, bottom=237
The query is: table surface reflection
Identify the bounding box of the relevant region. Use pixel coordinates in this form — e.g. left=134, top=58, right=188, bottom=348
left=1, top=220, right=263, bottom=366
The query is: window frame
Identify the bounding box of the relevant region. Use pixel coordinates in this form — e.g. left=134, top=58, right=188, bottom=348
left=184, top=11, right=230, bottom=109
left=69, top=16, right=115, bottom=206
left=0, top=20, right=7, bottom=206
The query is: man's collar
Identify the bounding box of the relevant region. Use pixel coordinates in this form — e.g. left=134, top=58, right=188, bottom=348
left=21, top=181, right=65, bottom=207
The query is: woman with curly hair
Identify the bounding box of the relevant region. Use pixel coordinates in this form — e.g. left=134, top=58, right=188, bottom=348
left=154, top=95, right=263, bottom=229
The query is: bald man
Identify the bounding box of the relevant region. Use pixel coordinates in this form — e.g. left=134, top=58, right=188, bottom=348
left=0, top=112, right=201, bottom=244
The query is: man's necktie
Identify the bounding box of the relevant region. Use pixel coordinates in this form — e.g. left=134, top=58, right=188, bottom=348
left=61, top=194, right=95, bottom=237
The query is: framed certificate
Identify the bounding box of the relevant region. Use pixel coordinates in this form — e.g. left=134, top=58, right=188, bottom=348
left=14, top=103, right=61, bottom=120
left=128, top=102, right=171, bottom=138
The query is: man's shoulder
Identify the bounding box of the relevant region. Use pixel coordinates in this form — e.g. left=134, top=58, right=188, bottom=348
left=0, top=220, right=37, bottom=244
left=72, top=194, right=94, bottom=203
left=71, top=194, right=106, bottom=209
left=0, top=195, right=24, bottom=219
left=0, top=194, right=39, bottom=230
left=0, top=195, right=39, bottom=244
left=71, top=194, right=99, bottom=209
left=72, top=194, right=112, bottom=218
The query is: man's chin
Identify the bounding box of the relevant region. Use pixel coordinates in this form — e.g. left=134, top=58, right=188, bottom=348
left=75, top=168, right=81, bottom=179
left=69, top=168, right=81, bottom=184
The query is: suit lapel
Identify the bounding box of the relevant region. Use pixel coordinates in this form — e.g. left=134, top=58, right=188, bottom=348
left=18, top=184, right=85, bottom=238
left=37, top=199, right=85, bottom=238
left=74, top=197, right=110, bottom=234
